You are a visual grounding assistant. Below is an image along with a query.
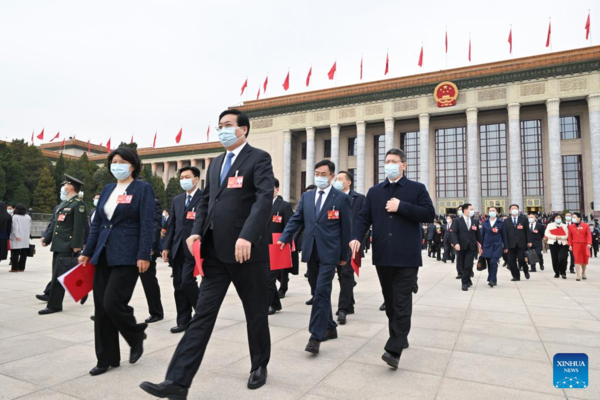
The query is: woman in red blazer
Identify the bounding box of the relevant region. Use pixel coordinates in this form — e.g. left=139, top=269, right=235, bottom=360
left=567, top=212, right=592, bottom=281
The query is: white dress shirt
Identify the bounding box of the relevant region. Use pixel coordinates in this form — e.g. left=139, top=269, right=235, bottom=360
left=463, top=216, right=471, bottom=229
left=220, top=142, right=247, bottom=175
left=104, top=181, right=132, bottom=221
left=489, top=218, right=497, bottom=227
left=314, top=184, right=333, bottom=206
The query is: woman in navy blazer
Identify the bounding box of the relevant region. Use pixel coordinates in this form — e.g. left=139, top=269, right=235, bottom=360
left=479, top=206, right=508, bottom=288
left=79, top=147, right=155, bottom=376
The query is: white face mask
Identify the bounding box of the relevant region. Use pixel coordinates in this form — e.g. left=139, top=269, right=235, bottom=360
left=447, top=219, right=452, bottom=225
left=314, top=176, right=330, bottom=190
left=511, top=209, right=519, bottom=216
left=93, top=199, right=99, bottom=207
left=489, top=211, right=497, bottom=218
left=468, top=210, right=475, bottom=217
left=565, top=216, right=572, bottom=222
left=333, top=181, right=344, bottom=191
left=528, top=217, right=534, bottom=223
left=384, top=163, right=401, bottom=180
left=7, top=209, right=13, bottom=215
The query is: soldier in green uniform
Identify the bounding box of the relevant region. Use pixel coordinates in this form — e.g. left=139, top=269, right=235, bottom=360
left=39, top=174, right=89, bottom=315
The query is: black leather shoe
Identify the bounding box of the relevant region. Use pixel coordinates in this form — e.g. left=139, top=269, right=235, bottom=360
left=36, top=294, right=49, bottom=302
left=540, top=265, right=544, bottom=271
left=247, top=366, right=267, bottom=390
left=130, top=333, right=147, bottom=364
left=462, top=285, right=468, bottom=291
left=467, top=282, right=473, bottom=287
left=471, top=271, right=474, bottom=278
left=488, top=282, right=494, bottom=288
left=323, top=329, right=338, bottom=341
left=170, top=325, right=187, bottom=334
left=268, top=307, right=280, bottom=315
left=511, top=278, right=520, bottom=282
left=455, top=275, right=462, bottom=279
left=90, top=315, right=95, bottom=321
left=89, top=365, right=118, bottom=376
left=305, top=298, right=313, bottom=305
left=145, top=315, right=163, bottom=324
left=305, top=338, right=320, bottom=354
left=412, top=283, right=419, bottom=294
left=524, top=271, right=530, bottom=280
left=337, top=311, right=347, bottom=325
left=554, top=274, right=560, bottom=278
left=562, top=274, right=567, bottom=279
left=80, top=294, right=88, bottom=305
left=570, top=270, right=576, bottom=274
left=38, top=308, right=61, bottom=315
left=382, top=352, right=399, bottom=369
left=277, top=290, right=286, bottom=299
left=379, top=303, right=386, bottom=311
left=140, top=380, right=188, bottom=400
left=403, top=341, right=409, bottom=349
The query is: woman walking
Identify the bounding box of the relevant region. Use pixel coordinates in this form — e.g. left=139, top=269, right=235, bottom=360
left=568, top=212, right=592, bottom=281
left=479, top=207, right=508, bottom=287
left=9, top=204, right=31, bottom=272
left=545, top=214, right=569, bottom=279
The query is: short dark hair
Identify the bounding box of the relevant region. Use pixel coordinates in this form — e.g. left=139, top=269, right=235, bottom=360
left=95, top=193, right=101, bottom=197
left=385, top=148, right=407, bottom=162
left=14, top=203, right=27, bottom=215
left=179, top=166, right=200, bottom=178
left=488, top=206, right=497, bottom=212
left=551, top=213, right=562, bottom=221
left=338, top=170, right=354, bottom=188
left=528, top=212, right=537, bottom=217
left=573, top=212, right=582, bottom=218
left=315, top=160, right=335, bottom=174
left=509, top=204, right=519, bottom=210
left=305, top=184, right=317, bottom=191
left=107, top=147, right=141, bottom=179
left=274, top=178, right=280, bottom=188
left=219, top=109, right=250, bottom=138
left=463, top=203, right=472, bottom=210
left=457, top=205, right=463, bottom=211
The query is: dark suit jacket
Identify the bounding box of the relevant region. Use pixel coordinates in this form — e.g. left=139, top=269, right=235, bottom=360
left=279, top=186, right=352, bottom=265
left=268, top=196, right=294, bottom=243
left=164, top=189, right=203, bottom=259
left=504, top=215, right=531, bottom=249
left=82, top=179, right=155, bottom=267
left=480, top=219, right=508, bottom=258
left=451, top=217, right=481, bottom=252
left=352, top=176, right=435, bottom=267
left=43, top=196, right=88, bottom=253
left=152, top=198, right=163, bottom=254
left=191, top=143, right=274, bottom=264
left=347, top=190, right=367, bottom=251
left=444, top=222, right=454, bottom=245
left=426, top=224, right=435, bottom=241
left=528, top=221, right=546, bottom=248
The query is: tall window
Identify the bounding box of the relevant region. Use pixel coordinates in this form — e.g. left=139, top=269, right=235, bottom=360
left=435, top=127, right=467, bottom=198
left=560, top=116, right=581, bottom=140
left=401, top=131, right=420, bottom=181
left=301, top=142, right=307, bottom=160
left=480, top=123, right=508, bottom=197
left=562, top=155, right=584, bottom=212
left=521, top=120, right=544, bottom=196
left=373, top=135, right=385, bottom=184
left=300, top=171, right=307, bottom=192
left=348, top=137, right=357, bottom=156
left=324, top=140, right=331, bottom=158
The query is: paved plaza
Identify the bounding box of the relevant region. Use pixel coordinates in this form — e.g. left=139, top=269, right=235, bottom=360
left=0, top=246, right=599, bottom=399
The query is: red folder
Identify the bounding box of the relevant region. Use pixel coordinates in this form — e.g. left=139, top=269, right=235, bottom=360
left=351, top=250, right=362, bottom=277
left=58, top=262, right=95, bottom=302
left=269, top=244, right=292, bottom=270
left=193, top=240, right=204, bottom=277
left=550, top=227, right=566, bottom=236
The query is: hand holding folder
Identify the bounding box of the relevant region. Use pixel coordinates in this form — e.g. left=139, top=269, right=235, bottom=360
left=270, top=233, right=292, bottom=270
left=351, top=250, right=362, bottom=277
left=58, top=262, right=95, bottom=303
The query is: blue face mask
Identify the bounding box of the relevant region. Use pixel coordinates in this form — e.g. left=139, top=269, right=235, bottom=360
left=111, top=163, right=132, bottom=180
left=333, top=181, right=344, bottom=191
left=180, top=178, right=195, bottom=191
left=93, top=199, right=99, bottom=207
left=469, top=210, right=475, bottom=217
left=314, top=176, right=330, bottom=189
left=218, top=126, right=239, bottom=147
left=384, top=163, right=400, bottom=181
left=60, top=187, right=68, bottom=201
left=489, top=211, right=497, bottom=218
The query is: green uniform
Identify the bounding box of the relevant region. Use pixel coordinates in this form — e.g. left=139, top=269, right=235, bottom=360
left=44, top=195, right=88, bottom=310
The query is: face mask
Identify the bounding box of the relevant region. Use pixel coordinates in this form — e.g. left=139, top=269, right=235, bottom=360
left=384, top=163, right=401, bottom=181
left=111, top=163, right=132, bottom=180
left=447, top=219, right=452, bottom=225
left=333, top=181, right=344, bottom=191
left=180, top=178, right=195, bottom=191
left=7, top=209, right=13, bottom=215
left=555, top=219, right=562, bottom=224
left=60, top=187, right=68, bottom=201
left=573, top=218, right=580, bottom=224
left=314, top=176, right=330, bottom=190
left=93, top=199, right=99, bottom=207
left=528, top=217, right=534, bottom=223
left=489, top=211, right=497, bottom=218
left=468, top=210, right=475, bottom=217
left=217, top=126, right=239, bottom=147
left=565, top=216, right=572, bottom=222
left=458, top=210, right=463, bottom=217
left=511, top=209, right=519, bottom=216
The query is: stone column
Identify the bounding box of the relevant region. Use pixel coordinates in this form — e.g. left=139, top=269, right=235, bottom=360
left=466, top=108, right=480, bottom=213
left=205, top=158, right=211, bottom=170
left=330, top=124, right=340, bottom=171
left=356, top=121, right=366, bottom=194
left=588, top=94, right=600, bottom=217
left=418, top=114, right=430, bottom=190
left=283, top=130, right=292, bottom=201
left=384, top=117, right=395, bottom=153
left=176, top=160, right=183, bottom=171
left=151, top=162, right=157, bottom=175
left=306, top=127, right=316, bottom=185
left=508, top=103, right=523, bottom=208
left=162, top=161, right=170, bottom=186
left=190, top=159, right=197, bottom=167
left=546, top=98, right=563, bottom=212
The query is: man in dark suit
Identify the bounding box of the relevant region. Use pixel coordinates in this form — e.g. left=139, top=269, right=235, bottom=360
left=451, top=203, right=480, bottom=291
left=443, top=216, right=455, bottom=263
left=278, top=160, right=352, bottom=355
left=591, top=223, right=599, bottom=257
left=141, top=109, right=274, bottom=398
left=454, top=205, right=465, bottom=279
left=162, top=166, right=203, bottom=333
left=504, top=204, right=532, bottom=281
left=526, top=213, right=545, bottom=272
left=266, top=178, right=293, bottom=315
left=426, top=223, right=435, bottom=257
left=333, top=170, right=364, bottom=324
left=351, top=148, right=434, bottom=369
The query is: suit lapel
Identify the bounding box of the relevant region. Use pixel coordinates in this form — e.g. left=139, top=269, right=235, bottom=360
left=216, top=144, right=252, bottom=197
left=112, top=179, right=136, bottom=222
left=306, top=190, right=317, bottom=223
left=317, top=190, right=337, bottom=221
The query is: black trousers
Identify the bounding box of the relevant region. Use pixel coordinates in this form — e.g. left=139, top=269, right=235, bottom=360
left=508, top=246, right=528, bottom=279
left=166, top=257, right=270, bottom=388
left=266, top=266, right=282, bottom=311
left=47, top=252, right=72, bottom=310
left=277, top=269, right=289, bottom=294
left=529, top=245, right=544, bottom=270
left=10, top=248, right=28, bottom=271
left=569, top=250, right=575, bottom=271
left=336, top=263, right=355, bottom=312
left=432, top=243, right=442, bottom=260
left=139, top=255, right=164, bottom=318
left=94, top=252, right=146, bottom=368
left=307, top=255, right=318, bottom=297
left=376, top=266, right=418, bottom=357
left=172, top=251, right=200, bottom=326
left=549, top=243, right=568, bottom=275
left=455, top=249, right=464, bottom=276
left=443, top=242, right=455, bottom=262
left=458, top=248, right=476, bottom=285
left=593, top=241, right=599, bottom=257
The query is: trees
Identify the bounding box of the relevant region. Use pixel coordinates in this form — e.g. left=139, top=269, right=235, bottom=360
left=53, top=153, right=67, bottom=193
left=142, top=165, right=167, bottom=209
left=0, top=142, right=25, bottom=202
left=33, top=167, right=58, bottom=213
left=166, top=176, right=183, bottom=209
left=92, top=167, right=115, bottom=196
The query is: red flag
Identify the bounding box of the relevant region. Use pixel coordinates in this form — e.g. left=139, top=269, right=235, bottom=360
left=59, top=138, right=65, bottom=151
left=445, top=30, right=448, bottom=53
left=106, top=138, right=111, bottom=153
left=263, top=76, right=268, bottom=93
left=417, top=45, right=423, bottom=67
left=283, top=71, right=290, bottom=91
left=468, top=36, right=472, bottom=61
left=360, top=56, right=363, bottom=80
left=87, top=140, right=91, bottom=154
left=50, top=131, right=60, bottom=142
left=37, top=128, right=44, bottom=140
left=175, top=128, right=183, bottom=144
left=99, top=142, right=103, bottom=147
left=508, top=27, right=513, bottom=54
left=256, top=87, right=260, bottom=100
left=206, top=125, right=210, bottom=142
left=153, top=132, right=157, bottom=148
left=305, top=67, right=312, bottom=87
left=240, top=78, right=248, bottom=96
left=385, top=51, right=389, bottom=75
left=328, top=61, right=337, bottom=80
left=130, top=134, right=133, bottom=144
left=585, top=12, right=591, bottom=40
left=546, top=20, right=551, bottom=47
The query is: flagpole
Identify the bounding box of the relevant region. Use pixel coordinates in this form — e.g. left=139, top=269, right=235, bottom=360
left=445, top=26, right=448, bottom=70
left=550, top=17, right=553, bottom=53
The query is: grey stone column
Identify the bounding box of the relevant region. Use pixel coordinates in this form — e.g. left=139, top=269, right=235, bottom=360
left=162, top=161, right=170, bottom=187
left=306, top=127, right=315, bottom=186
left=330, top=124, right=340, bottom=171
left=466, top=108, right=480, bottom=213
left=508, top=103, right=523, bottom=208
left=384, top=117, right=395, bottom=152
left=283, top=130, right=292, bottom=201
left=546, top=98, right=563, bottom=212
left=418, top=114, right=430, bottom=190
left=356, top=121, right=366, bottom=194
left=588, top=94, right=600, bottom=216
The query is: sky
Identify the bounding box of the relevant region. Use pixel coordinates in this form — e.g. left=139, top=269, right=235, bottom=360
left=0, top=0, right=597, bottom=147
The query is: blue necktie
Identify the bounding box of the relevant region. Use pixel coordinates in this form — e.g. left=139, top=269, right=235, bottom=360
left=220, top=152, right=235, bottom=185
left=316, top=190, right=325, bottom=216
left=513, top=217, right=517, bottom=227
left=185, top=194, right=192, bottom=208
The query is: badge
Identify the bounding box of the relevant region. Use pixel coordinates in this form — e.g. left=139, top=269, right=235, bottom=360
left=471, top=225, right=477, bottom=231
left=64, top=208, right=71, bottom=212
left=517, top=225, right=523, bottom=230
left=492, top=227, right=498, bottom=233
left=533, top=229, right=538, bottom=234
left=272, top=215, right=282, bottom=223
left=227, top=176, right=244, bottom=189
left=327, top=210, right=340, bottom=220
left=117, top=195, right=133, bottom=204
left=186, top=211, right=196, bottom=220
left=79, top=206, right=85, bottom=213
left=57, top=214, right=66, bottom=222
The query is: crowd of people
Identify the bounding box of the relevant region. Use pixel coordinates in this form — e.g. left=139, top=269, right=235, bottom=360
left=0, top=108, right=596, bottom=399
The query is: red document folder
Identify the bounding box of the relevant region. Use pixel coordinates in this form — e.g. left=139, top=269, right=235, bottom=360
left=550, top=227, right=566, bottom=236
left=351, top=250, right=362, bottom=277
left=58, top=262, right=95, bottom=302
left=270, top=233, right=292, bottom=270
left=193, top=240, right=204, bottom=277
